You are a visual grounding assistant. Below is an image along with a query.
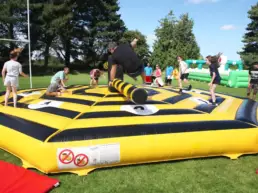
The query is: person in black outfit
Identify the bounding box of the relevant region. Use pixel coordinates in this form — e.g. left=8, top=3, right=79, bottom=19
left=247, top=62, right=258, bottom=100
left=206, top=55, right=221, bottom=106
left=107, top=38, right=145, bottom=91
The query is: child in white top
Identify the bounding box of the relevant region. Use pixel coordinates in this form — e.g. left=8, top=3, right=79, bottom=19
left=2, top=49, right=28, bottom=108
left=177, top=56, right=192, bottom=93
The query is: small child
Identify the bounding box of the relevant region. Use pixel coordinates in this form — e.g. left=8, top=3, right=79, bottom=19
left=90, top=69, right=104, bottom=87
left=177, top=56, right=192, bottom=93
left=247, top=62, right=258, bottom=100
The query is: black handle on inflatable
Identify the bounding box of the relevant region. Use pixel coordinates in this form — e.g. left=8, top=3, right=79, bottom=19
left=112, top=79, right=148, bottom=104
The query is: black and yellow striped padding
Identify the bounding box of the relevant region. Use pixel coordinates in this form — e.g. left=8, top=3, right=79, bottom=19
left=112, top=79, right=148, bottom=104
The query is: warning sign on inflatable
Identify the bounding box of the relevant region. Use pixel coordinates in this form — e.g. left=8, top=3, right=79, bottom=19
left=57, top=143, right=120, bottom=170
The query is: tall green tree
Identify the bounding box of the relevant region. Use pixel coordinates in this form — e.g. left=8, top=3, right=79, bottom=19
left=239, top=2, right=258, bottom=67
left=150, top=11, right=177, bottom=69
left=150, top=11, right=200, bottom=69
left=119, top=30, right=150, bottom=61
left=0, top=0, right=26, bottom=64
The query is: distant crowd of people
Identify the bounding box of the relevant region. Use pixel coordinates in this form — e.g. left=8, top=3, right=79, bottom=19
left=1, top=44, right=258, bottom=108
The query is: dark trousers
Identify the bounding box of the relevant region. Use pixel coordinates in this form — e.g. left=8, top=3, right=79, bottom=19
left=108, top=56, right=124, bottom=92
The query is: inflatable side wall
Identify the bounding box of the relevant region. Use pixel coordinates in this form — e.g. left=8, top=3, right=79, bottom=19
left=186, top=57, right=248, bottom=88
left=188, top=71, right=249, bottom=88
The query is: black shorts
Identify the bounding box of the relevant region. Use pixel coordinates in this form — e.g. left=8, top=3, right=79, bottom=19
left=212, top=78, right=221, bottom=85
left=180, top=73, right=189, bottom=80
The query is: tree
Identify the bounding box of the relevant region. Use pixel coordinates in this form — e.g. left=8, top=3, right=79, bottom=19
left=239, top=2, right=258, bottom=67
left=0, top=0, right=27, bottom=65
left=150, top=11, right=200, bottom=70
left=119, top=30, right=150, bottom=61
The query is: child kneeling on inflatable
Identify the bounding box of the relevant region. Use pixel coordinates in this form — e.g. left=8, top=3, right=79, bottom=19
left=46, top=78, right=67, bottom=97
left=90, top=69, right=104, bottom=87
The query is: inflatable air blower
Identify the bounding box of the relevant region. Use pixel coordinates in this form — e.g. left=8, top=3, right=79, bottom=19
left=112, top=79, right=148, bottom=104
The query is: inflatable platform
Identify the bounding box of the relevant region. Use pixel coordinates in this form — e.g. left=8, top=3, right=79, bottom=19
left=0, top=84, right=257, bottom=176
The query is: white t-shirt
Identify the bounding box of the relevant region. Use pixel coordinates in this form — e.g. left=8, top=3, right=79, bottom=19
left=3, top=60, right=22, bottom=77
left=179, top=61, right=189, bottom=74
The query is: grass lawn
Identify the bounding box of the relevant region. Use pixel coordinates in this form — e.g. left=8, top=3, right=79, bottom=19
left=0, top=73, right=258, bottom=193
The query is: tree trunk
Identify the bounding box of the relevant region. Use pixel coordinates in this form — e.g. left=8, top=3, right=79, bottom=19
left=65, top=38, right=71, bottom=67
left=8, top=7, right=15, bottom=50
left=44, top=43, right=50, bottom=69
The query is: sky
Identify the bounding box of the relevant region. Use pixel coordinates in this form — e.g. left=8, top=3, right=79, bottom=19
left=118, top=0, right=257, bottom=60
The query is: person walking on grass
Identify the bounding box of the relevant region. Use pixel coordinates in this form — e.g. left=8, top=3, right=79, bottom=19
left=177, top=56, right=192, bottom=94
left=205, top=55, right=221, bottom=106
left=247, top=62, right=258, bottom=100
left=2, top=48, right=28, bottom=108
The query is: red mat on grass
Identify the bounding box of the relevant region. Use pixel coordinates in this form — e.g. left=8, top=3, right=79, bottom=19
left=0, top=160, right=59, bottom=193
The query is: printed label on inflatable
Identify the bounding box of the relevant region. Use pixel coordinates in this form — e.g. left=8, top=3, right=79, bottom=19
left=189, top=97, right=210, bottom=105
left=28, top=100, right=64, bottom=109
left=57, top=143, right=120, bottom=170
left=120, top=105, right=159, bottom=115
left=18, top=91, right=41, bottom=97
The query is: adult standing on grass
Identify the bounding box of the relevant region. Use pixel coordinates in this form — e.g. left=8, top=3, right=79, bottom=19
left=1, top=49, right=28, bottom=108
left=206, top=55, right=221, bottom=106
left=177, top=56, right=192, bottom=93
left=247, top=62, right=258, bottom=100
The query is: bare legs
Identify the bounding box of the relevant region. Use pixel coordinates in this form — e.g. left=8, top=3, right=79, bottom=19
left=4, top=86, right=17, bottom=108
left=210, top=84, right=217, bottom=104
left=247, top=84, right=257, bottom=100
left=4, top=86, right=11, bottom=107
left=12, top=86, right=17, bottom=108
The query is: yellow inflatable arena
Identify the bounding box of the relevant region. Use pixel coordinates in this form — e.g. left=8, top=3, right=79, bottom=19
left=0, top=83, right=257, bottom=176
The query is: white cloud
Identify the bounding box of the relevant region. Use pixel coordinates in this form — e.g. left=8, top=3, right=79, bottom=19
left=186, top=0, right=219, bottom=4
left=220, top=25, right=236, bottom=30
left=146, top=34, right=157, bottom=51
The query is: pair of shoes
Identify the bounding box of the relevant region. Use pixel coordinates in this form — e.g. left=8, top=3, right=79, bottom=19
left=188, top=85, right=192, bottom=91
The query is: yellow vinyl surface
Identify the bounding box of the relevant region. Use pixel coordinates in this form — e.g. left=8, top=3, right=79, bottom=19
left=0, top=85, right=257, bottom=176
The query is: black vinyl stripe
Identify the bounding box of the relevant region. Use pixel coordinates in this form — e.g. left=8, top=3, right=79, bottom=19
left=116, top=80, right=124, bottom=89
left=121, top=82, right=130, bottom=92
left=194, top=104, right=217, bottom=113
left=127, top=86, right=135, bottom=96
left=0, top=113, right=57, bottom=141
left=41, top=95, right=95, bottom=106
left=235, top=99, right=258, bottom=126
left=48, top=120, right=256, bottom=142
left=7, top=102, right=80, bottom=118
left=163, top=94, right=192, bottom=104
left=72, top=88, right=105, bottom=97
left=72, top=88, right=90, bottom=94
left=78, top=109, right=204, bottom=119
left=144, top=88, right=160, bottom=96
left=95, top=100, right=166, bottom=106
